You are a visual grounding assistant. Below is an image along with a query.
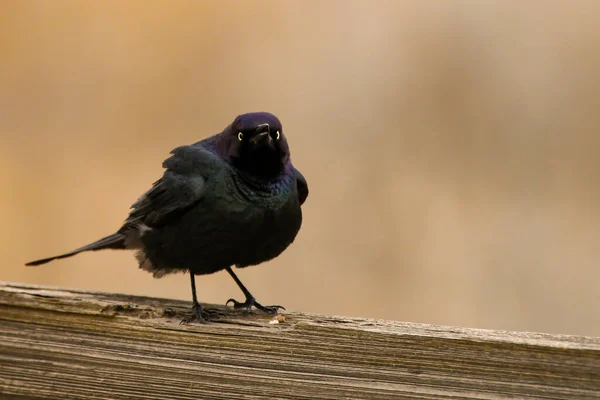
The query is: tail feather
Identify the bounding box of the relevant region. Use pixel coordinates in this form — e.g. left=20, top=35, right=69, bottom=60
left=25, top=233, right=126, bottom=266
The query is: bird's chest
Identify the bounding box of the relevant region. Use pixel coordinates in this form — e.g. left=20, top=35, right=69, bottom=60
left=218, top=176, right=302, bottom=265
left=248, top=199, right=301, bottom=241
left=237, top=200, right=302, bottom=266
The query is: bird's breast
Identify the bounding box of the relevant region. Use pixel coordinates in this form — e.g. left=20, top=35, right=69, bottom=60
left=234, top=200, right=302, bottom=267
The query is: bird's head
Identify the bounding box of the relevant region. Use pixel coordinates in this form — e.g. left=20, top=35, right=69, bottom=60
left=220, top=112, right=290, bottom=179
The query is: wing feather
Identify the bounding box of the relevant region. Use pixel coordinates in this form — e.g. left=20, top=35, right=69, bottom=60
left=294, top=167, right=309, bottom=206
left=119, top=145, right=219, bottom=231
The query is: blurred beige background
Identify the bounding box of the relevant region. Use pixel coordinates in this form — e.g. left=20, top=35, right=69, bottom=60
left=1, top=1, right=599, bottom=336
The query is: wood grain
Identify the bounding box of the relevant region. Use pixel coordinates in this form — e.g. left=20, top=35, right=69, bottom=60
left=1, top=281, right=599, bottom=399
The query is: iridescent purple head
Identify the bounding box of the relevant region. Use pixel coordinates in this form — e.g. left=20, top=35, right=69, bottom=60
left=219, top=112, right=291, bottom=179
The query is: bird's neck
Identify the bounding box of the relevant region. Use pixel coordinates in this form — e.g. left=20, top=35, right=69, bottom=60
left=235, top=162, right=294, bottom=192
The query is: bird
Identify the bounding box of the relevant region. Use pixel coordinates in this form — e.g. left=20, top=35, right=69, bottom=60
left=25, top=112, right=309, bottom=323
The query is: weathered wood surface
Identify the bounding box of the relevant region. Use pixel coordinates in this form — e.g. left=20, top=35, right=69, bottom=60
left=0, top=282, right=599, bottom=400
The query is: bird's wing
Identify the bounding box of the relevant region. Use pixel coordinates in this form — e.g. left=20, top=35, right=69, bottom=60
left=121, top=145, right=220, bottom=230
left=294, top=167, right=309, bottom=206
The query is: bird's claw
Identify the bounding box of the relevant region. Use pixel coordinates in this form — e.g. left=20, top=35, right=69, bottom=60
left=180, top=303, right=222, bottom=324
left=226, top=296, right=285, bottom=314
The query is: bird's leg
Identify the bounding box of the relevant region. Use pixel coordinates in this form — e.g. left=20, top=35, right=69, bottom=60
left=225, top=267, right=285, bottom=313
left=180, top=272, right=220, bottom=324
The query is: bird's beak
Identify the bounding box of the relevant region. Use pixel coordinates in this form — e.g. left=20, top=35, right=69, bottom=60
left=250, top=131, right=274, bottom=148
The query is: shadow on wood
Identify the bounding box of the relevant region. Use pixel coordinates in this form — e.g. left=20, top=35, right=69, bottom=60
left=1, top=281, right=599, bottom=399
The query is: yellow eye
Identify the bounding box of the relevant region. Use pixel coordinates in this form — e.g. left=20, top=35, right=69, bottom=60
left=238, top=132, right=244, bottom=141
left=276, top=130, right=280, bottom=140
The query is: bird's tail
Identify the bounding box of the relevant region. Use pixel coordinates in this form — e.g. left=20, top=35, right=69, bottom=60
left=25, top=233, right=126, bottom=266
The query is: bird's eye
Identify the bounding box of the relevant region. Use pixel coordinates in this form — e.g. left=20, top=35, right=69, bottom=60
left=275, top=130, right=280, bottom=140
left=238, top=132, right=244, bottom=141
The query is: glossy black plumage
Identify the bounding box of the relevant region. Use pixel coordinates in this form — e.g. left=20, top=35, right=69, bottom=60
left=25, top=112, right=308, bottom=322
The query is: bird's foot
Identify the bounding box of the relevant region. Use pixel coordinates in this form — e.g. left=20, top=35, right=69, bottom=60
left=180, top=303, right=222, bottom=324
left=226, top=296, right=285, bottom=314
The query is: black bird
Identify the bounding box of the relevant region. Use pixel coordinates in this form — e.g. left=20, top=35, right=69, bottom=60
left=25, top=112, right=309, bottom=323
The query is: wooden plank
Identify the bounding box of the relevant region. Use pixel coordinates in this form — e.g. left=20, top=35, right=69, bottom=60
left=0, top=281, right=599, bottom=400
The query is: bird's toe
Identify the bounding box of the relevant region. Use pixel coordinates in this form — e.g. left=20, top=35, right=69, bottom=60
left=254, top=303, right=285, bottom=314
left=226, top=296, right=284, bottom=314
left=180, top=303, right=221, bottom=324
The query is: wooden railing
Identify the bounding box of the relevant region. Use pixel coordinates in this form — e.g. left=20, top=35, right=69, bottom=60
left=1, top=282, right=599, bottom=399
